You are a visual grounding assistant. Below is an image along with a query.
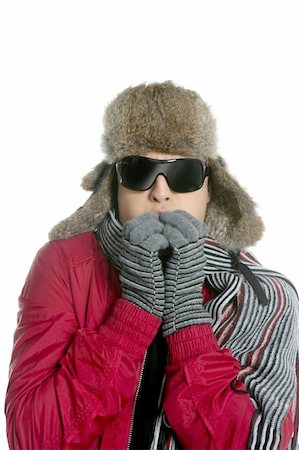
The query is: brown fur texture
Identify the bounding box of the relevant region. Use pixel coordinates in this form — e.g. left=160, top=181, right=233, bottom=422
left=49, top=81, right=264, bottom=251
left=102, top=81, right=217, bottom=163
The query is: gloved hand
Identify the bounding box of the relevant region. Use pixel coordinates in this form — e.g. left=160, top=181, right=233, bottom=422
left=120, top=212, right=169, bottom=319
left=159, top=210, right=212, bottom=336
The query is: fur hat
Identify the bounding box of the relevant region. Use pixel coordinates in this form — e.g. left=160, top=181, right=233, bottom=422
left=49, top=81, right=264, bottom=251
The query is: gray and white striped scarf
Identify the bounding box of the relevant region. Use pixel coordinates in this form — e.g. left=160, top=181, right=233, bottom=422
left=97, top=210, right=299, bottom=450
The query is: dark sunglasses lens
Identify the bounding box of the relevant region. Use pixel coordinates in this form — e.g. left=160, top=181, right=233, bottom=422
left=118, top=157, right=156, bottom=190
left=166, top=159, right=205, bottom=192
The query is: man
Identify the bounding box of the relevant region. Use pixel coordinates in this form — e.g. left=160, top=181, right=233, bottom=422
left=5, top=81, right=299, bottom=449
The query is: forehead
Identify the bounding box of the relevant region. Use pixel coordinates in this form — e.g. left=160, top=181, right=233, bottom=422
left=143, top=151, right=186, bottom=160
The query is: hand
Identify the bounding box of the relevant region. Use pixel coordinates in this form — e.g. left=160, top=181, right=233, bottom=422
left=120, top=212, right=169, bottom=318
left=159, top=210, right=212, bottom=336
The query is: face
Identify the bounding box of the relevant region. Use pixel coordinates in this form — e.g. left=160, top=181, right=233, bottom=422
left=117, top=151, right=211, bottom=224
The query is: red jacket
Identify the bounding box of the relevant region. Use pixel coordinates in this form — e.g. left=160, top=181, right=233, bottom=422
left=5, top=232, right=293, bottom=449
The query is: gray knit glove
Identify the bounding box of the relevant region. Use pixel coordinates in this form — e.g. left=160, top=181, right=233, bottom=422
left=119, top=212, right=169, bottom=319
left=159, top=210, right=212, bottom=336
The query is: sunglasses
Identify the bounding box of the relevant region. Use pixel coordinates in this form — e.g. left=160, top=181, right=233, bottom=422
left=115, top=156, right=210, bottom=193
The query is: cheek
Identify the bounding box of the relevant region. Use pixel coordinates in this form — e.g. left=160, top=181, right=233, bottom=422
left=182, top=185, right=210, bottom=221
left=117, top=187, right=147, bottom=224
left=196, top=180, right=210, bottom=220
left=117, top=194, right=131, bottom=224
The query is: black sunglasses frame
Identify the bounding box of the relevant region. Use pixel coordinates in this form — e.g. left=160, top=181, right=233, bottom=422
left=115, top=156, right=210, bottom=193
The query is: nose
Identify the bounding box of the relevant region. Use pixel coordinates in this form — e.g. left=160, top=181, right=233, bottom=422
left=149, top=174, right=171, bottom=203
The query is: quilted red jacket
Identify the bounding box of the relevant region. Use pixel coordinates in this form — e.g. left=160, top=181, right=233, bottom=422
left=5, top=232, right=294, bottom=449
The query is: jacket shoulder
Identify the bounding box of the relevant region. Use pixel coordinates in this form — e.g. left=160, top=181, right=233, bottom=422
left=43, top=231, right=103, bottom=268
left=21, top=232, right=106, bottom=304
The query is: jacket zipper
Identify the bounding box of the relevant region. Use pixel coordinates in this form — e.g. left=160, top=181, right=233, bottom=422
left=126, top=350, right=148, bottom=450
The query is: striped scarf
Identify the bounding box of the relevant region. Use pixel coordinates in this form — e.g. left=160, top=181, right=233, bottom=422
left=97, top=210, right=299, bottom=450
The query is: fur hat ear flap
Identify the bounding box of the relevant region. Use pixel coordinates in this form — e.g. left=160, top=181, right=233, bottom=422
left=205, top=157, right=264, bottom=251
left=81, top=161, right=111, bottom=191
left=48, top=165, right=114, bottom=240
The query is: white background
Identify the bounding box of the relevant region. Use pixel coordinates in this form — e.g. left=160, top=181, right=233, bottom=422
left=0, top=1, right=298, bottom=448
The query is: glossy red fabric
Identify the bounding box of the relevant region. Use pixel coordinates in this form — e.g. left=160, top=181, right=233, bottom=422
left=5, top=232, right=292, bottom=449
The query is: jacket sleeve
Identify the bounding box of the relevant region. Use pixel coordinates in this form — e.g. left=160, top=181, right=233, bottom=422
left=163, top=324, right=296, bottom=450
left=5, top=241, right=161, bottom=450
left=163, top=324, right=255, bottom=450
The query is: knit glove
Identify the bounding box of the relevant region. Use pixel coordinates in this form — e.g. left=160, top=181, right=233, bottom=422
left=159, top=210, right=212, bottom=336
left=119, top=212, right=169, bottom=319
